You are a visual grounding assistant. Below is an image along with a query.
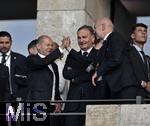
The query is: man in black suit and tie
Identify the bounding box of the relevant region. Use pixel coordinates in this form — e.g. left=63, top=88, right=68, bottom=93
left=63, top=25, right=98, bottom=126
left=92, top=18, right=138, bottom=100
left=128, top=23, right=150, bottom=98
left=0, top=31, right=28, bottom=100
left=27, top=35, right=69, bottom=126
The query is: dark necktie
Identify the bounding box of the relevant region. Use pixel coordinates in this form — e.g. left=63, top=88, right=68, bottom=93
left=140, top=51, right=147, bottom=64
left=140, top=51, right=148, bottom=70
left=1, top=53, right=6, bottom=65
left=83, top=52, right=88, bottom=57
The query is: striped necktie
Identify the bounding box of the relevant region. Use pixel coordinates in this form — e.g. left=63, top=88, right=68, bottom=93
left=1, top=53, right=6, bottom=65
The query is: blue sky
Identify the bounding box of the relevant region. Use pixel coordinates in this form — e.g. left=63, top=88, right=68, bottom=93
left=0, top=20, right=37, bottom=56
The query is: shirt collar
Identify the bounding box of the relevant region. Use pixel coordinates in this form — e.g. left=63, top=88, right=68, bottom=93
left=81, top=47, right=93, bottom=55
left=133, top=44, right=143, bottom=52
left=103, top=32, right=112, bottom=41
left=0, top=50, right=11, bottom=56
left=38, top=53, right=46, bottom=58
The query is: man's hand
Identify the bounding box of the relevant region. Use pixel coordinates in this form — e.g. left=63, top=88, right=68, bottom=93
left=92, top=72, right=97, bottom=86
left=60, top=36, right=71, bottom=51
left=54, top=103, right=62, bottom=113
left=141, top=81, right=150, bottom=93
left=145, top=81, right=150, bottom=93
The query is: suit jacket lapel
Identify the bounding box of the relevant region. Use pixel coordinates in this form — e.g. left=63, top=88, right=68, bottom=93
left=51, top=63, right=59, bottom=98
left=51, top=63, right=56, bottom=78
left=87, top=47, right=98, bottom=62
left=88, top=48, right=96, bottom=57
left=97, top=39, right=108, bottom=64
left=10, top=52, right=15, bottom=84
left=132, top=46, right=148, bottom=77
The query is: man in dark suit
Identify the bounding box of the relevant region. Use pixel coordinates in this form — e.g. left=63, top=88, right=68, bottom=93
left=63, top=25, right=98, bottom=126
left=128, top=23, right=150, bottom=98
left=27, top=35, right=69, bottom=126
left=92, top=18, right=138, bottom=100
left=0, top=31, right=28, bottom=100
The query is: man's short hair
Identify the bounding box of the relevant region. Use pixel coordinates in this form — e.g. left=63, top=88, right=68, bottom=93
left=37, top=35, right=52, bottom=44
left=77, top=25, right=94, bottom=35
left=28, top=39, right=37, bottom=50
left=131, top=23, right=148, bottom=33
left=0, top=31, right=12, bottom=41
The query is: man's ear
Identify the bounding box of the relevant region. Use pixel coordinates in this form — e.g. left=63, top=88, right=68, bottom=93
left=36, top=43, right=40, bottom=50
left=92, top=35, right=95, bottom=44
left=131, top=33, right=135, bottom=39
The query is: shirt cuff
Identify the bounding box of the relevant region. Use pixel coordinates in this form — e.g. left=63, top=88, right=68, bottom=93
left=58, top=47, right=63, bottom=53
left=67, top=47, right=72, bottom=52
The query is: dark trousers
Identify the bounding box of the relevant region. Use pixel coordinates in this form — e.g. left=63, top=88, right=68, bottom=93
left=94, top=80, right=110, bottom=99
left=64, top=102, right=86, bottom=126
left=110, top=86, right=138, bottom=104
left=65, top=115, right=85, bottom=126
left=50, top=105, right=60, bottom=126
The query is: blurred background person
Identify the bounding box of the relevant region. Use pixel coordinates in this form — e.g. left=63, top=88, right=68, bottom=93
left=27, top=39, right=38, bottom=55
left=53, top=42, right=70, bottom=110
left=53, top=42, right=70, bottom=126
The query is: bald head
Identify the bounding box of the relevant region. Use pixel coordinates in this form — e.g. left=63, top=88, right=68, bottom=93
left=95, top=18, right=113, bottom=39
left=96, top=18, right=113, bottom=27
left=37, top=35, right=53, bottom=44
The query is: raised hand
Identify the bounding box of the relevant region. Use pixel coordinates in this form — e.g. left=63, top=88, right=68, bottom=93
left=61, top=36, right=71, bottom=51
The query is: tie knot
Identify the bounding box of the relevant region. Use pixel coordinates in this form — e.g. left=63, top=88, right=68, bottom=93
left=83, top=52, right=88, bottom=57
left=140, top=50, right=145, bottom=56
left=1, top=53, right=7, bottom=65
left=2, top=53, right=6, bottom=58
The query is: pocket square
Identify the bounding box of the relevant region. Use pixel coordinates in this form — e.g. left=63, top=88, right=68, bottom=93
left=67, top=67, right=72, bottom=70
left=15, top=74, right=27, bottom=78
left=97, top=76, right=102, bottom=82
left=86, top=63, right=94, bottom=72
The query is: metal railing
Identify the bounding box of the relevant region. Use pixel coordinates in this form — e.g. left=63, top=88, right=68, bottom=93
left=0, top=96, right=150, bottom=126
